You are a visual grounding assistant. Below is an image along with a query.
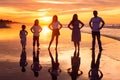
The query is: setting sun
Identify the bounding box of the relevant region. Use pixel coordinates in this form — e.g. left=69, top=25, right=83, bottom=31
left=42, top=26, right=51, bottom=34
left=40, top=17, right=51, bottom=22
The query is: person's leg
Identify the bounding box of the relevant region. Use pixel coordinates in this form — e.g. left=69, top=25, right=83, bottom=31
left=55, top=35, right=59, bottom=50
left=97, top=32, right=102, bottom=50
left=21, top=43, right=24, bottom=49
left=23, top=44, right=25, bottom=49
left=77, top=42, right=80, bottom=57
left=48, top=35, right=55, bottom=49
left=96, top=51, right=102, bottom=69
left=92, top=32, right=96, bottom=50
left=37, top=36, right=40, bottom=49
left=91, top=50, right=95, bottom=68
left=55, top=49, right=58, bottom=63
left=74, top=42, right=77, bottom=56
left=33, top=36, right=35, bottom=50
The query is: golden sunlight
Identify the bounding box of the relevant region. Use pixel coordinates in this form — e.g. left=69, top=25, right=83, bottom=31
left=42, top=26, right=51, bottom=34
left=40, top=17, right=51, bottom=22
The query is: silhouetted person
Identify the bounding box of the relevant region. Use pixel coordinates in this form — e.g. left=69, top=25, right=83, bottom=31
left=88, top=50, right=103, bottom=80
left=48, top=49, right=61, bottom=80
left=89, top=10, right=105, bottom=51
left=31, top=50, right=42, bottom=77
left=68, top=14, right=84, bottom=55
left=30, top=19, right=42, bottom=50
left=19, top=49, right=28, bottom=72
left=19, top=25, right=28, bottom=49
left=67, top=51, right=83, bottom=80
left=48, top=15, right=62, bottom=50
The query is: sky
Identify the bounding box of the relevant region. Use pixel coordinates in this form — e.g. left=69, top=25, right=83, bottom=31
left=0, top=0, right=120, bottom=25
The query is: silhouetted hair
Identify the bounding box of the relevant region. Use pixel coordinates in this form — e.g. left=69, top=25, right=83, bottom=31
left=21, top=67, right=26, bottom=72
left=72, top=14, right=78, bottom=21
left=93, top=10, right=98, bottom=17
left=22, top=25, right=26, bottom=30
left=34, top=19, right=39, bottom=26
left=52, top=15, right=58, bottom=23
left=34, top=71, right=39, bottom=77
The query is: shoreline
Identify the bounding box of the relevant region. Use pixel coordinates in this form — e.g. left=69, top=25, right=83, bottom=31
left=82, top=31, right=120, bottom=41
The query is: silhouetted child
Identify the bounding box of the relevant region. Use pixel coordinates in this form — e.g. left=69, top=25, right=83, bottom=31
left=19, top=49, right=28, bottom=72
left=68, top=14, right=84, bottom=56
left=31, top=50, right=42, bottom=77
left=19, top=25, right=28, bottom=49
left=30, top=19, right=42, bottom=50
left=48, top=15, right=62, bottom=50
left=48, top=49, right=61, bottom=80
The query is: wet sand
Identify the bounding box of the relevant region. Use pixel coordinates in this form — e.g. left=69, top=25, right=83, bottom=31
left=0, top=28, right=120, bottom=80
left=0, top=26, right=120, bottom=80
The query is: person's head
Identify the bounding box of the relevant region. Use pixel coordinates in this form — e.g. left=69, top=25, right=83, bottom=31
left=34, top=19, right=39, bottom=26
left=21, top=67, right=26, bottom=72
left=52, top=15, right=58, bottom=22
left=34, top=71, right=39, bottom=77
left=22, top=25, right=26, bottom=30
left=72, top=14, right=78, bottom=21
left=93, top=10, right=98, bottom=17
left=51, top=70, right=58, bottom=80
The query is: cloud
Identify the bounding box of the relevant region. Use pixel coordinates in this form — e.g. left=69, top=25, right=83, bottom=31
left=0, top=0, right=119, bottom=12
left=0, top=0, right=120, bottom=24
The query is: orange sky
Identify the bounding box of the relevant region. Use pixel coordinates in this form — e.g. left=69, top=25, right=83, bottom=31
left=0, top=0, right=120, bottom=25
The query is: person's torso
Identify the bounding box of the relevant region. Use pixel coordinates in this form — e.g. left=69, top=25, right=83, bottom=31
left=91, top=17, right=102, bottom=32
left=20, top=30, right=26, bottom=38
left=72, top=20, right=80, bottom=29
left=52, top=21, right=60, bottom=29
left=32, top=26, right=40, bottom=36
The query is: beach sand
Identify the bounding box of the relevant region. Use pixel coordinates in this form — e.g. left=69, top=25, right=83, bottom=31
left=0, top=27, right=120, bottom=80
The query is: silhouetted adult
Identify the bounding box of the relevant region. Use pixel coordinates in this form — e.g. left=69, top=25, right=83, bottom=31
left=67, top=51, right=83, bottom=80
left=89, top=10, right=105, bottom=51
left=88, top=50, right=103, bottom=80
left=68, top=14, right=84, bottom=55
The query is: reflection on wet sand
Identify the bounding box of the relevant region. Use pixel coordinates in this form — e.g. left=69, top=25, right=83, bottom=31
left=88, top=50, right=103, bottom=80
left=19, top=49, right=28, bottom=72
left=31, top=49, right=42, bottom=77
left=67, top=51, right=83, bottom=80
left=48, top=49, right=61, bottom=80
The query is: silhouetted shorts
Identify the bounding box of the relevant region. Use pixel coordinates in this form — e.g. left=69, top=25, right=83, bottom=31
left=33, top=36, right=39, bottom=46
left=52, top=29, right=60, bottom=36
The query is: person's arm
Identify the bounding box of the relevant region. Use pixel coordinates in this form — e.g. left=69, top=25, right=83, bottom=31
left=31, top=64, right=33, bottom=70
left=79, top=20, right=84, bottom=29
left=88, top=69, right=92, bottom=77
left=99, top=19, right=105, bottom=30
left=30, top=27, right=34, bottom=33
left=99, top=70, right=103, bottom=79
left=68, top=21, right=73, bottom=30
left=48, top=23, right=53, bottom=30
left=58, top=22, right=62, bottom=30
left=19, top=31, right=22, bottom=38
left=39, top=26, right=42, bottom=33
left=89, top=19, right=93, bottom=29
left=25, top=30, right=28, bottom=36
